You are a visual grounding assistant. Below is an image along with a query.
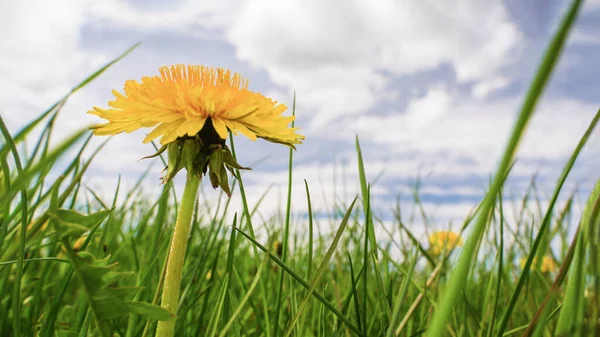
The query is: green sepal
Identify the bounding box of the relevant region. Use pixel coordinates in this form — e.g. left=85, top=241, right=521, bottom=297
left=209, top=170, right=220, bottom=191
left=219, top=166, right=231, bottom=196
left=163, top=140, right=184, bottom=183
left=208, top=145, right=224, bottom=181
left=139, top=144, right=168, bottom=161
left=182, top=138, right=199, bottom=175
left=222, top=146, right=251, bottom=171
left=208, top=146, right=232, bottom=196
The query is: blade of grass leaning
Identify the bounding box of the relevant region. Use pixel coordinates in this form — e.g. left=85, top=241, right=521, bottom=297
left=233, top=206, right=364, bottom=336
left=355, top=136, right=391, bottom=319
left=427, top=0, right=584, bottom=335
left=386, top=250, right=418, bottom=337
left=223, top=213, right=238, bottom=321
left=590, top=191, right=600, bottom=337
left=283, top=197, right=358, bottom=337
left=219, top=238, right=271, bottom=337
left=555, top=179, right=600, bottom=335
left=305, top=180, right=314, bottom=280
left=0, top=128, right=89, bottom=208
left=228, top=134, right=272, bottom=337
left=205, top=274, right=230, bottom=337
left=274, top=93, right=297, bottom=337
left=361, top=184, right=370, bottom=336
left=347, top=253, right=363, bottom=332
left=22, top=112, right=55, bottom=173
left=0, top=42, right=139, bottom=159
left=0, top=114, right=29, bottom=337
left=495, top=109, right=599, bottom=336
left=71, top=42, right=140, bottom=93
left=0, top=100, right=64, bottom=158
left=520, top=224, right=581, bottom=337
left=394, top=258, right=445, bottom=335
left=486, top=188, right=505, bottom=337
left=3, top=136, right=106, bottom=263
left=40, top=177, right=106, bottom=337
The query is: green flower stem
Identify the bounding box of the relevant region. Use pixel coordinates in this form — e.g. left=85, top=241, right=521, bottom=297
left=156, top=171, right=201, bottom=337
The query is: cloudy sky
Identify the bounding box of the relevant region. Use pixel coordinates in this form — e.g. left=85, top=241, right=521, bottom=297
left=1, top=0, right=599, bottom=234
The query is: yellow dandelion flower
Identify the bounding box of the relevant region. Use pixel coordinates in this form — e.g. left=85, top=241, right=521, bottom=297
left=428, top=231, right=463, bottom=256
left=88, top=65, right=304, bottom=192
left=89, top=65, right=304, bottom=147
left=519, top=255, right=558, bottom=273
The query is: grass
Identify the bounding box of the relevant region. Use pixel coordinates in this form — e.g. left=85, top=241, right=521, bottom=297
left=1, top=0, right=600, bottom=335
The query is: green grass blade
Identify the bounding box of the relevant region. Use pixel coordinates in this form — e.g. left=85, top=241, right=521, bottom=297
left=219, top=240, right=269, bottom=337
left=347, top=253, right=362, bottom=332
left=427, top=0, right=584, bottom=335
left=228, top=134, right=272, bottom=336
left=233, top=210, right=364, bottom=337
left=305, top=180, right=314, bottom=280
left=274, top=93, right=297, bottom=336
left=223, top=213, right=238, bottom=321
left=71, top=42, right=140, bottom=93
left=206, top=274, right=229, bottom=337
left=283, top=197, right=358, bottom=337
left=555, top=180, right=600, bottom=335
left=387, top=251, right=418, bottom=337
left=355, top=137, right=390, bottom=320
left=0, top=113, right=28, bottom=337
left=520, top=223, right=581, bottom=337
left=495, top=109, right=600, bottom=336
left=361, top=184, right=369, bottom=336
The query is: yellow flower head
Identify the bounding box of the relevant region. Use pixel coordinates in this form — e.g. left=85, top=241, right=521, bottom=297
left=88, top=65, right=305, bottom=192
left=89, top=65, right=304, bottom=147
left=428, top=231, right=463, bottom=256
left=519, top=255, right=557, bottom=273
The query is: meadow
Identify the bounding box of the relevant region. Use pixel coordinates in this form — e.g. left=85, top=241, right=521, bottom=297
left=1, top=0, right=599, bottom=336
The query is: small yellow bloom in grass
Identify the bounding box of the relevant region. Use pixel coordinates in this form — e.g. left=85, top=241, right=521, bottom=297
left=88, top=65, right=305, bottom=193
left=428, top=231, right=463, bottom=256
left=519, top=255, right=558, bottom=273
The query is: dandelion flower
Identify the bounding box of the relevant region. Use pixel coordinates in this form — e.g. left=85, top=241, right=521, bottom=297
left=428, top=231, right=463, bottom=256
left=519, top=255, right=558, bottom=273
left=90, top=65, right=303, bottom=147
left=88, top=65, right=305, bottom=192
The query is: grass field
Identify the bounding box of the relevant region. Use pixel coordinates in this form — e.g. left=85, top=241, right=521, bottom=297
left=1, top=0, right=599, bottom=336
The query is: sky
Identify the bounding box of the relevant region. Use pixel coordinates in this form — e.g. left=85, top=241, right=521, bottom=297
left=1, top=0, right=599, bottom=238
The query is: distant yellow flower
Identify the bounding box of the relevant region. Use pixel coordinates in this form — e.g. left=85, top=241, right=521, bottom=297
left=428, top=231, right=463, bottom=256
left=89, top=65, right=304, bottom=147
left=520, top=255, right=558, bottom=273
left=88, top=65, right=305, bottom=192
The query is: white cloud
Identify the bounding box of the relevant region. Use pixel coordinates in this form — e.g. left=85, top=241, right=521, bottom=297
left=404, top=86, right=452, bottom=132
left=472, top=76, right=510, bottom=99
left=81, top=0, right=522, bottom=128
left=0, top=0, right=108, bottom=131
left=586, top=0, right=600, bottom=8
left=323, top=87, right=599, bottom=183
left=227, top=0, right=521, bottom=126
left=83, top=0, right=231, bottom=37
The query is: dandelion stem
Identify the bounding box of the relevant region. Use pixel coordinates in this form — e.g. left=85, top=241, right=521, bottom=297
left=156, top=171, right=201, bottom=337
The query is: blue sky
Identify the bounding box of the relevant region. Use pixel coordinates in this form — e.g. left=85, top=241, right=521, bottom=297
left=1, top=0, right=599, bottom=233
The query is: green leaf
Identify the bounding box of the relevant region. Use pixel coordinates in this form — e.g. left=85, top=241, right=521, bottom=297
left=95, top=300, right=175, bottom=321
left=51, top=226, right=175, bottom=337
left=49, top=209, right=111, bottom=239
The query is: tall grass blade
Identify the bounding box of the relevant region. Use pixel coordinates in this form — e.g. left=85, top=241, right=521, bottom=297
left=427, top=0, right=584, bottom=335
left=283, top=197, right=358, bottom=336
